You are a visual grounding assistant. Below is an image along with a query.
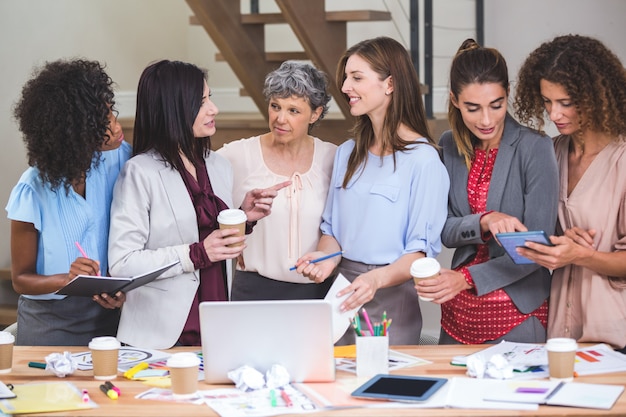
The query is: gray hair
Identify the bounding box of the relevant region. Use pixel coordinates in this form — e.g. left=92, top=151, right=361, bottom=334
left=263, top=61, right=331, bottom=125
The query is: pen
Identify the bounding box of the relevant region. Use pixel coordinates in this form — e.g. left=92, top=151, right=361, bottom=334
left=280, top=388, right=293, bottom=407
left=28, top=361, right=46, bottom=369
left=82, top=389, right=90, bottom=403
left=289, top=250, right=343, bottom=271
left=75, top=241, right=100, bottom=276
left=100, top=384, right=118, bottom=400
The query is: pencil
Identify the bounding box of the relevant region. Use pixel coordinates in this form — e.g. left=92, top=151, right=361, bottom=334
left=75, top=241, right=100, bottom=276
left=289, top=250, right=343, bottom=271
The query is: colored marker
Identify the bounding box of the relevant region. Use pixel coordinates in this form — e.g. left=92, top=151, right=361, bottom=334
left=82, top=389, right=90, bottom=403
left=269, top=389, right=277, bottom=407
left=124, top=361, right=149, bottom=379
left=28, top=361, right=46, bottom=369
left=105, top=381, right=121, bottom=396
left=289, top=251, right=343, bottom=271
left=280, top=388, right=293, bottom=407
left=100, top=384, right=118, bottom=400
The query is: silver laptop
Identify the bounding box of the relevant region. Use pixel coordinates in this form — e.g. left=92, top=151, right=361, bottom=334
left=199, top=299, right=335, bottom=384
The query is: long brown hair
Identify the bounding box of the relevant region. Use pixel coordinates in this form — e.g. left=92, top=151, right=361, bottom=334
left=336, top=36, right=433, bottom=188
left=448, top=39, right=509, bottom=169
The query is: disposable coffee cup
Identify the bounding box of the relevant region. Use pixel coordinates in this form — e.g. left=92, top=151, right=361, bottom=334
left=217, top=209, right=247, bottom=247
left=89, top=336, right=120, bottom=380
left=546, top=337, right=577, bottom=381
left=410, top=257, right=440, bottom=301
left=167, top=352, right=200, bottom=398
left=0, top=331, right=14, bottom=374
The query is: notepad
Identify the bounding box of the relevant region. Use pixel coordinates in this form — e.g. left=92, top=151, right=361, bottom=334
left=484, top=380, right=624, bottom=410
left=0, top=382, right=96, bottom=414
left=56, top=260, right=179, bottom=297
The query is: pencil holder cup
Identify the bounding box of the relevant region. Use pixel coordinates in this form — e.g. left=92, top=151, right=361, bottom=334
left=356, top=335, right=389, bottom=378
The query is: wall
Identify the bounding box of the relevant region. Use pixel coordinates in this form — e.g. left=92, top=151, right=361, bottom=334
left=0, top=0, right=625, bottom=336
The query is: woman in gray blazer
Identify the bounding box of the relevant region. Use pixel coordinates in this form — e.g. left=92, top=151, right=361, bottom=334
left=109, top=60, right=288, bottom=349
left=415, top=39, right=559, bottom=344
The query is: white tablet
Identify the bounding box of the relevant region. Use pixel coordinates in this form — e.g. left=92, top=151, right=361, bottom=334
left=351, top=374, right=448, bottom=402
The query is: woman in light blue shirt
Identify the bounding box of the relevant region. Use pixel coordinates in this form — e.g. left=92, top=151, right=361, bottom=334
left=6, top=59, right=129, bottom=345
left=295, top=37, right=449, bottom=345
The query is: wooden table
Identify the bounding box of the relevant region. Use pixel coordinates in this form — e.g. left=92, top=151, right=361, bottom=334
left=5, top=345, right=626, bottom=416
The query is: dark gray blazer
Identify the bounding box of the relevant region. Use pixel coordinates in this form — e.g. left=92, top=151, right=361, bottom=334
left=439, top=114, right=559, bottom=314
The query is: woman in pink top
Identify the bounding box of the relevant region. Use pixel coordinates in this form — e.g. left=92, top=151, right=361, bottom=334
left=217, top=61, right=337, bottom=300
left=516, top=35, right=626, bottom=350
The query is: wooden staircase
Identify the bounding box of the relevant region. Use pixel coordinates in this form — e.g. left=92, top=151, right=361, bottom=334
left=184, top=0, right=396, bottom=146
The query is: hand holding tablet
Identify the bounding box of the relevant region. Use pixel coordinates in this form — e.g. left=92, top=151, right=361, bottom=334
left=495, top=231, right=554, bottom=264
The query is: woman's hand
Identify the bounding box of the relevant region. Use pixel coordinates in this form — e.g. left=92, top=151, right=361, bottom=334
left=202, top=228, right=246, bottom=262
left=241, top=180, right=291, bottom=222
left=518, top=232, right=595, bottom=270
left=93, top=291, right=126, bottom=309
left=295, top=251, right=338, bottom=283
left=481, top=211, right=527, bottom=237
left=336, top=270, right=383, bottom=312
left=69, top=257, right=101, bottom=280
left=414, top=268, right=471, bottom=304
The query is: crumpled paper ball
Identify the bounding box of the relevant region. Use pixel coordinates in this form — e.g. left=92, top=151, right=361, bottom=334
left=227, top=365, right=265, bottom=391
left=265, top=364, right=290, bottom=389
left=45, top=351, right=77, bottom=377
left=466, top=353, right=514, bottom=379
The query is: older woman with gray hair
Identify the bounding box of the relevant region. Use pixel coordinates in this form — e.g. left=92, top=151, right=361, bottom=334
left=217, top=60, right=337, bottom=300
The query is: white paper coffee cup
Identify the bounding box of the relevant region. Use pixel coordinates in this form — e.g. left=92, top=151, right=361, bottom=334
left=410, top=257, right=440, bottom=301
left=0, top=331, right=15, bottom=374
left=217, top=209, right=247, bottom=247
left=89, top=336, right=120, bottom=380
left=546, top=337, right=577, bottom=381
left=167, top=352, right=200, bottom=398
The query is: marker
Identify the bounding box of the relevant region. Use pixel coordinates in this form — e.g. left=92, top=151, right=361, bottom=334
left=289, top=251, right=343, bottom=271
left=75, top=241, right=100, bottom=276
left=280, top=388, right=293, bottom=407
left=269, top=389, right=277, bottom=407
left=105, top=381, right=121, bottom=396
left=28, top=361, right=46, bottom=369
left=82, top=389, right=90, bottom=403
left=124, top=361, right=149, bottom=379
left=100, top=384, right=118, bottom=400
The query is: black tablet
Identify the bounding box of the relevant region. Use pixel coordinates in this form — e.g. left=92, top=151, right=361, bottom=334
left=351, top=374, right=448, bottom=402
left=495, top=231, right=554, bottom=264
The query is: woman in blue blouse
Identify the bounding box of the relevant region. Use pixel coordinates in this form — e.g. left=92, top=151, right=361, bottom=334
left=295, top=37, right=449, bottom=345
left=6, top=59, right=130, bottom=345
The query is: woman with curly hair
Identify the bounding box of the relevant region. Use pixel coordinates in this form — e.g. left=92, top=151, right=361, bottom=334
left=515, top=35, right=626, bottom=349
left=5, top=59, right=131, bottom=345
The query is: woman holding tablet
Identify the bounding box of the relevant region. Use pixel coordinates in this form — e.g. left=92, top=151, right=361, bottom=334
left=415, top=39, right=559, bottom=344
left=515, top=35, right=626, bottom=350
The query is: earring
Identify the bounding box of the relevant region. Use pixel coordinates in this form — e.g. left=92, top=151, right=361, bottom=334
left=385, top=91, right=392, bottom=96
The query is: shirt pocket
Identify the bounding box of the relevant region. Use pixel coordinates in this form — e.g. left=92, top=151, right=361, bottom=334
left=369, top=183, right=400, bottom=203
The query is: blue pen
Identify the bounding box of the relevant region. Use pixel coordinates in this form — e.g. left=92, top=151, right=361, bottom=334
left=289, top=250, right=343, bottom=271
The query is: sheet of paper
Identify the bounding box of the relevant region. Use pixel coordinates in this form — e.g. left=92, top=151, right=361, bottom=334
left=72, top=346, right=171, bottom=371
left=445, top=377, right=539, bottom=411
left=546, top=382, right=624, bottom=409
left=324, top=273, right=362, bottom=343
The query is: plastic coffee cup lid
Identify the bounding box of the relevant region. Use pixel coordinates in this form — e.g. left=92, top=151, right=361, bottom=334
left=88, top=336, right=121, bottom=350
left=0, top=331, right=14, bottom=344
left=546, top=337, right=578, bottom=352
left=167, top=352, right=201, bottom=368
left=410, top=257, right=441, bottom=278
left=217, top=209, right=247, bottom=225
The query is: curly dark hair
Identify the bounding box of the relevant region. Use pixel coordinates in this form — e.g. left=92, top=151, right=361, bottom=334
left=515, top=34, right=626, bottom=138
left=13, top=59, right=116, bottom=192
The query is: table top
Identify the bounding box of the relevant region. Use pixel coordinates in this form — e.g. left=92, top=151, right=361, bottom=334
left=4, top=344, right=626, bottom=416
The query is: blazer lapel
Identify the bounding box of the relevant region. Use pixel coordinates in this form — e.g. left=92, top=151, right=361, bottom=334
left=486, top=114, right=520, bottom=211
left=157, top=158, right=198, bottom=244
